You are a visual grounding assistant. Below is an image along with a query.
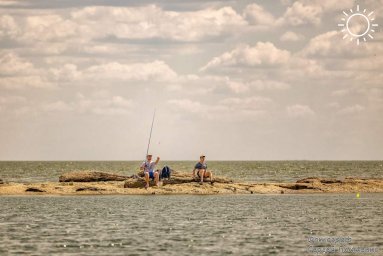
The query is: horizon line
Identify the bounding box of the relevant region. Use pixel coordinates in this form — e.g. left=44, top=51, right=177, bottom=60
left=0, top=159, right=383, bottom=162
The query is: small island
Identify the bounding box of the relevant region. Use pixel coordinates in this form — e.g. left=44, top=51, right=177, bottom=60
left=1, top=171, right=383, bottom=195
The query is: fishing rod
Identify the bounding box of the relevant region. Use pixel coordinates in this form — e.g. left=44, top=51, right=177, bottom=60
left=146, top=109, right=156, bottom=157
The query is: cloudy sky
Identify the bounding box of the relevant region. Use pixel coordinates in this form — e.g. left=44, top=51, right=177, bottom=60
left=0, top=0, right=382, bottom=160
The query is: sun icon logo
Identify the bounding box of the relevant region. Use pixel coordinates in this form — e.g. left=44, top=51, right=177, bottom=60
left=338, top=4, right=379, bottom=45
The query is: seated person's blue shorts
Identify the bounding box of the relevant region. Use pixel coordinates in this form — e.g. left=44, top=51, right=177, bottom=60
left=146, top=171, right=155, bottom=179
left=195, top=162, right=207, bottom=178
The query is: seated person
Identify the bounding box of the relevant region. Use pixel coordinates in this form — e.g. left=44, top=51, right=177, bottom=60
left=140, top=154, right=160, bottom=188
left=193, top=154, right=213, bottom=185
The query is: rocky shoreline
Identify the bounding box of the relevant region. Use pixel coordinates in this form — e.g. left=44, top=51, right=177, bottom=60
left=1, top=171, right=383, bottom=195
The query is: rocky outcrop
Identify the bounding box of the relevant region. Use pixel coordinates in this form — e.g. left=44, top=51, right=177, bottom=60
left=124, top=170, right=232, bottom=188
left=1, top=172, right=382, bottom=195
left=59, top=171, right=131, bottom=182
left=25, top=187, right=45, bottom=192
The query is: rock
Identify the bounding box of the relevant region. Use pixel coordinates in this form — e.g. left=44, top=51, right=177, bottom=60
left=296, top=177, right=342, bottom=184
left=277, top=184, right=316, bottom=190
left=76, top=187, right=106, bottom=192
left=59, top=171, right=130, bottom=182
left=124, top=170, right=232, bottom=188
left=0, top=179, right=3, bottom=185
left=26, top=187, right=45, bottom=192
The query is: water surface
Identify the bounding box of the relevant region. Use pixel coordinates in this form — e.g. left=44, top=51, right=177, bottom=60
left=0, top=194, right=382, bottom=255
left=1, top=161, right=382, bottom=183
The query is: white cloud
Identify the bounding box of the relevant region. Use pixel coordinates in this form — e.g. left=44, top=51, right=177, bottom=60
left=0, top=4, right=248, bottom=63
left=277, top=2, right=322, bottom=26
left=224, top=79, right=291, bottom=93
left=0, top=1, right=27, bottom=6
left=280, top=31, right=305, bottom=42
left=0, top=53, right=52, bottom=89
left=0, top=51, right=180, bottom=89
left=0, top=96, right=27, bottom=112
left=201, top=42, right=291, bottom=71
left=301, top=31, right=343, bottom=57
left=327, top=102, right=341, bottom=109
left=249, top=80, right=291, bottom=91
left=168, top=96, right=273, bottom=120
left=0, top=95, right=26, bottom=104
left=226, top=80, right=249, bottom=93
left=0, top=15, right=19, bottom=38
left=70, top=5, right=246, bottom=42
left=23, top=14, right=79, bottom=42
left=243, top=3, right=275, bottom=26
left=277, top=0, right=354, bottom=26
left=0, top=76, right=51, bottom=89
left=300, top=0, right=354, bottom=12
left=49, top=64, right=81, bottom=82
left=168, top=99, right=205, bottom=114
left=83, top=61, right=177, bottom=82
left=42, top=100, right=73, bottom=112
left=0, top=53, right=34, bottom=76
left=338, top=104, right=365, bottom=115
left=332, top=89, right=349, bottom=97
left=287, top=104, right=315, bottom=117
left=301, top=30, right=383, bottom=58
left=221, top=96, right=273, bottom=110
left=43, top=93, right=133, bottom=115
left=219, top=96, right=274, bottom=118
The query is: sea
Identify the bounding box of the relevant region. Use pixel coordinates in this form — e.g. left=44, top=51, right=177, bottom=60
left=1, top=161, right=382, bottom=255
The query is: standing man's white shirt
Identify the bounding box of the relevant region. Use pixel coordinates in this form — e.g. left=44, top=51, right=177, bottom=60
left=141, top=161, right=156, bottom=173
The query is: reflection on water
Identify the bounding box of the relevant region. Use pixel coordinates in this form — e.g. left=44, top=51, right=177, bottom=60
left=0, top=161, right=382, bottom=182
left=0, top=194, right=382, bottom=255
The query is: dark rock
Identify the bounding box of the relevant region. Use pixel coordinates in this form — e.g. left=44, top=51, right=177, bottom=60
left=59, top=171, right=130, bottom=182
left=0, top=179, right=3, bottom=185
left=26, top=187, right=45, bottom=192
left=320, top=179, right=342, bottom=184
left=296, top=177, right=342, bottom=184
left=124, top=171, right=232, bottom=188
left=296, top=177, right=320, bottom=183
left=76, top=187, right=106, bottom=192
left=278, top=184, right=315, bottom=190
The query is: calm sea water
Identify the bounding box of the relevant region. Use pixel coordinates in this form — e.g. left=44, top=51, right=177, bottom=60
left=0, top=161, right=382, bottom=183
left=0, top=194, right=382, bottom=255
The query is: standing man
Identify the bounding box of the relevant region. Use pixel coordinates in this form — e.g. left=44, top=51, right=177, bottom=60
left=140, top=154, right=160, bottom=189
left=193, top=154, right=213, bottom=185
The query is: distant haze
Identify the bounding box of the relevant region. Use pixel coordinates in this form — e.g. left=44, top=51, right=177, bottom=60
left=0, top=0, right=382, bottom=160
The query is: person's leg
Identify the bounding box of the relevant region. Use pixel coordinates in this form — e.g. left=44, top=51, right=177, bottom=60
left=198, top=169, right=206, bottom=184
left=154, top=171, right=159, bottom=186
left=144, top=172, right=150, bottom=188
left=205, top=170, right=213, bottom=183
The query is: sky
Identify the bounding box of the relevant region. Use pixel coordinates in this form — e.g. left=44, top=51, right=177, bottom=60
left=0, top=0, right=382, bottom=160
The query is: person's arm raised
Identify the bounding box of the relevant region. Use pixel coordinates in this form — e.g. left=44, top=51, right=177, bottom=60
left=155, top=157, right=160, bottom=165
